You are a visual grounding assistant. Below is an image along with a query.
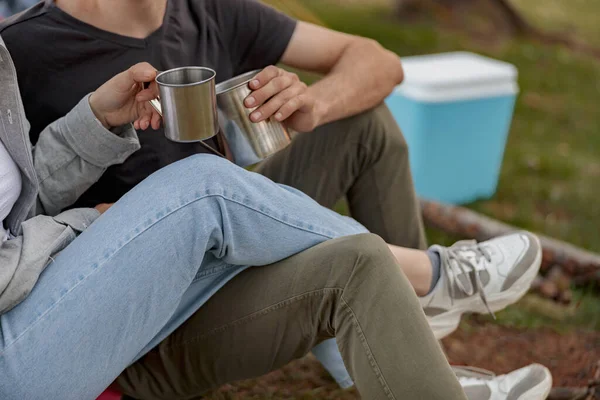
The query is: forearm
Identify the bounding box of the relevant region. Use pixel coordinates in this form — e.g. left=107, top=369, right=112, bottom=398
left=310, top=39, right=404, bottom=127
left=34, top=95, right=140, bottom=215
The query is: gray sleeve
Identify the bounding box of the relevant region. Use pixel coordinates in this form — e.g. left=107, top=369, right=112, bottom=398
left=33, top=94, right=141, bottom=215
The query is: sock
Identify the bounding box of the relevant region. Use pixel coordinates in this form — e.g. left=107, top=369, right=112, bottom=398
left=426, top=248, right=442, bottom=295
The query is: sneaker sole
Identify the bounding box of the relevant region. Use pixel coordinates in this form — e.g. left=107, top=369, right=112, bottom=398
left=510, top=364, right=553, bottom=400
left=429, top=234, right=543, bottom=339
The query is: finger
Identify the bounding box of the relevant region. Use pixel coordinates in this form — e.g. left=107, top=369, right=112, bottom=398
left=245, top=73, right=298, bottom=109
left=136, top=81, right=160, bottom=101
left=150, top=110, right=162, bottom=130
left=277, top=94, right=315, bottom=121
left=250, top=82, right=307, bottom=122
left=248, top=66, right=282, bottom=91
left=135, top=89, right=157, bottom=102
left=129, top=62, right=158, bottom=84
left=107, top=63, right=156, bottom=95
left=139, top=114, right=151, bottom=130
left=136, top=102, right=155, bottom=130
left=134, top=119, right=140, bottom=130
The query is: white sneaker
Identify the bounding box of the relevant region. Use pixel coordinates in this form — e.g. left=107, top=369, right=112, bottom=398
left=455, top=364, right=553, bottom=400
left=420, top=231, right=542, bottom=339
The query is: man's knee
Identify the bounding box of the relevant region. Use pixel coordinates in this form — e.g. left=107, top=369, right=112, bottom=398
left=343, top=103, right=410, bottom=161
left=327, top=234, right=414, bottom=303
left=370, top=104, right=409, bottom=154
left=333, top=233, right=397, bottom=273
left=339, top=232, right=387, bottom=252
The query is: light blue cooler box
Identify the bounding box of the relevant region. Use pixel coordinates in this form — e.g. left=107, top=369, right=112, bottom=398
left=385, top=52, right=519, bottom=204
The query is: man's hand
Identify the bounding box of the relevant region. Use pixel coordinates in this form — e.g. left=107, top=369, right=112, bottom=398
left=94, top=203, right=114, bottom=215
left=89, top=63, right=161, bottom=131
left=244, top=66, right=322, bottom=133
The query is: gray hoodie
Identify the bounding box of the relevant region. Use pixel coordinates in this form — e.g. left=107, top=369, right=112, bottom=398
left=0, top=35, right=141, bottom=314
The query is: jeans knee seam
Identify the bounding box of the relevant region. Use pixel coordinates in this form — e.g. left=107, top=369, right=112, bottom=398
left=164, top=288, right=344, bottom=349
left=340, top=296, right=397, bottom=400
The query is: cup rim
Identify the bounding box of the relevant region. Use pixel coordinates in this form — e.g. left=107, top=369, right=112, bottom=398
left=156, top=66, right=217, bottom=88
left=216, top=69, right=262, bottom=95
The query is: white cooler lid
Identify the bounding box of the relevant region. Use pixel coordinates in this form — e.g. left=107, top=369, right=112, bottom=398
left=395, top=52, right=519, bottom=102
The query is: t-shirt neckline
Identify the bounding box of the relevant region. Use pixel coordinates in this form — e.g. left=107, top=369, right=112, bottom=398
left=44, top=0, right=169, bottom=49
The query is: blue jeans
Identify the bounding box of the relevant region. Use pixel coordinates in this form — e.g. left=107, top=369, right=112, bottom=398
left=0, top=155, right=362, bottom=399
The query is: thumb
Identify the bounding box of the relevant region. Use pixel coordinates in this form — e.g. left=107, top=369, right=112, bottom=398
left=129, top=62, right=158, bottom=84
left=109, top=62, right=158, bottom=93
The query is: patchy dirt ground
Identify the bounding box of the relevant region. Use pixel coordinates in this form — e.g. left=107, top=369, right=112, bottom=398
left=443, top=322, right=599, bottom=388
left=204, top=323, right=599, bottom=399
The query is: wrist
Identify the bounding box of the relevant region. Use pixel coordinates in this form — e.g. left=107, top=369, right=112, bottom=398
left=310, top=92, right=329, bottom=129
left=88, top=92, right=111, bottom=130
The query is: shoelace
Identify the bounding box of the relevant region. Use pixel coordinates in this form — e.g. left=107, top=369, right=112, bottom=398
left=455, top=366, right=496, bottom=389
left=454, top=366, right=496, bottom=380
left=439, top=240, right=496, bottom=318
left=455, top=366, right=513, bottom=395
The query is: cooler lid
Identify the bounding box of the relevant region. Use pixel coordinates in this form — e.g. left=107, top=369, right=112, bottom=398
left=395, top=52, right=519, bottom=102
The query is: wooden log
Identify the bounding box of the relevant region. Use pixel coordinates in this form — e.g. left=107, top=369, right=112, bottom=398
left=420, top=199, right=600, bottom=286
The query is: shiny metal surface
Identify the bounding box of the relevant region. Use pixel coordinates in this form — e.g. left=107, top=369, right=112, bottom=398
left=216, top=70, right=292, bottom=167
left=152, top=67, right=219, bottom=143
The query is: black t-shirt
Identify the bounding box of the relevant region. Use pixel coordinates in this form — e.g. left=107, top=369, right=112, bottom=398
left=0, top=0, right=297, bottom=208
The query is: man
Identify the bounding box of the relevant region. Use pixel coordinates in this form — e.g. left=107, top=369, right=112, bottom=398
left=0, top=0, right=543, bottom=396
left=1, top=0, right=421, bottom=246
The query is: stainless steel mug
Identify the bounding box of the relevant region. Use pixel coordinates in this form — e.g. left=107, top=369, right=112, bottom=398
left=216, top=70, right=292, bottom=167
left=149, top=67, right=219, bottom=143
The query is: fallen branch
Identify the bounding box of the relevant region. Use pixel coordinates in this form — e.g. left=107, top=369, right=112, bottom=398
left=420, top=199, right=600, bottom=287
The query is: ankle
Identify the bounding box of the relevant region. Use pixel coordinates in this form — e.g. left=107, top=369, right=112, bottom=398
left=423, top=248, right=442, bottom=296
left=413, top=265, right=433, bottom=297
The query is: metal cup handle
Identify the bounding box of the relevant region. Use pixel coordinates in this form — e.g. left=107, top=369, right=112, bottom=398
left=143, top=81, right=163, bottom=117
left=148, top=97, right=163, bottom=117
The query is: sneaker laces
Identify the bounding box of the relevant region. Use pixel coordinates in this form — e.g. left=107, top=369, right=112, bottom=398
left=455, top=366, right=497, bottom=389
left=454, top=366, right=496, bottom=380
left=439, top=240, right=496, bottom=318
left=455, top=366, right=516, bottom=395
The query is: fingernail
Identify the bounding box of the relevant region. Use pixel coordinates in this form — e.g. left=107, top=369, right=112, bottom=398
left=251, top=80, right=260, bottom=88
left=252, top=111, right=262, bottom=121
left=275, top=112, right=283, bottom=120
left=246, top=96, right=256, bottom=106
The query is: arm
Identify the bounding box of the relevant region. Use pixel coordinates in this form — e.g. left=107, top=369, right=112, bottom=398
left=247, top=22, right=403, bottom=132
left=33, top=96, right=140, bottom=215
left=282, top=22, right=404, bottom=126
left=33, top=63, right=161, bottom=215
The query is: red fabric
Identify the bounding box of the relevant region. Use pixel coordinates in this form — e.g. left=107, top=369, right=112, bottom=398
left=97, top=388, right=121, bottom=400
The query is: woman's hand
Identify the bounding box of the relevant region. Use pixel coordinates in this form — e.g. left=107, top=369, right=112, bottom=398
left=89, top=63, right=161, bottom=131
left=94, top=203, right=114, bottom=215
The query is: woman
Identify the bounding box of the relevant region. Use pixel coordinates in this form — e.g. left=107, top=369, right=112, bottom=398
left=0, top=37, right=550, bottom=400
